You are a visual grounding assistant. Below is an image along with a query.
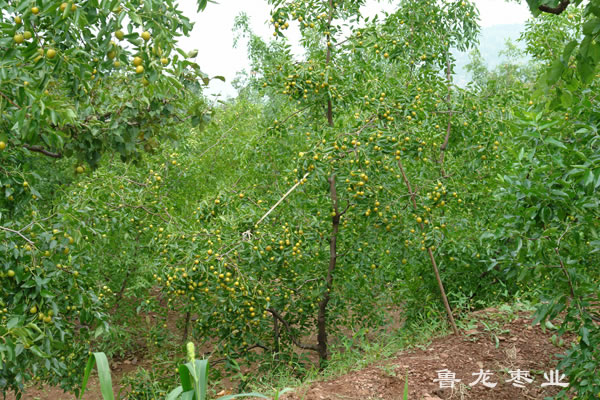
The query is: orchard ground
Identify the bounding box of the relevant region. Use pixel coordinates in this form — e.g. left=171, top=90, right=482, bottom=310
left=8, top=304, right=575, bottom=400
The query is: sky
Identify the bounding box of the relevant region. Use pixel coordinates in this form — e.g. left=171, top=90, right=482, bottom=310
left=175, top=0, right=532, bottom=98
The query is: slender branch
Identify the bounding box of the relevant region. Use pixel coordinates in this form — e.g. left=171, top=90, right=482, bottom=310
left=397, top=159, right=459, bottom=335
left=539, top=0, right=570, bottom=15
left=339, top=202, right=351, bottom=217
left=554, top=223, right=584, bottom=316
left=0, top=90, right=21, bottom=109
left=197, top=125, right=235, bottom=160
left=439, top=54, right=453, bottom=176
left=245, top=343, right=271, bottom=352
left=336, top=115, right=377, bottom=139
left=109, top=203, right=170, bottom=223
left=267, top=308, right=319, bottom=351
left=23, top=145, right=63, bottom=158
left=432, top=110, right=463, bottom=115
left=0, top=226, right=35, bottom=247
left=325, top=0, right=334, bottom=127
left=122, top=178, right=148, bottom=187
left=292, top=277, right=320, bottom=293
left=555, top=248, right=577, bottom=300
left=277, top=103, right=313, bottom=126
left=255, top=173, right=310, bottom=227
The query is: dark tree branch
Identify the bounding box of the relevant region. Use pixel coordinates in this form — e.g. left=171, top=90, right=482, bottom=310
left=539, top=0, right=570, bottom=15
left=246, top=343, right=271, bottom=352
left=267, top=308, right=319, bottom=352
left=23, top=145, right=63, bottom=158
left=315, top=174, right=341, bottom=366
left=0, top=90, right=21, bottom=109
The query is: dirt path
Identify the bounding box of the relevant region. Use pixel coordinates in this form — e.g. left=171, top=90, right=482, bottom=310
left=283, top=309, right=573, bottom=400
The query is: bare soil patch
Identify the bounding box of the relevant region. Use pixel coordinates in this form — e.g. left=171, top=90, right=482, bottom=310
left=283, top=310, right=574, bottom=400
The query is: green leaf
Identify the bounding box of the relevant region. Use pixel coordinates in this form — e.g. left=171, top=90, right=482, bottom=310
left=7, top=317, right=21, bottom=330
left=178, top=364, right=193, bottom=392
left=582, top=18, right=600, bottom=36
left=79, top=352, right=114, bottom=400
left=577, top=58, right=595, bottom=84
left=195, top=359, right=209, bottom=400
left=80, top=354, right=95, bottom=399
left=129, top=12, right=142, bottom=25
left=526, top=0, right=542, bottom=17
left=583, top=170, right=595, bottom=186
left=182, top=390, right=195, bottom=400
left=544, top=137, right=567, bottom=149
left=197, top=0, right=208, bottom=12
left=562, top=40, right=578, bottom=63
left=546, top=59, right=565, bottom=85
left=166, top=387, right=184, bottom=400
left=589, top=41, right=600, bottom=63
left=580, top=326, right=590, bottom=346
left=217, top=393, right=270, bottom=400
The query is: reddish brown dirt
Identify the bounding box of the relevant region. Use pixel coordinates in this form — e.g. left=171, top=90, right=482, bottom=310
left=283, top=310, right=574, bottom=400
left=5, top=359, right=144, bottom=400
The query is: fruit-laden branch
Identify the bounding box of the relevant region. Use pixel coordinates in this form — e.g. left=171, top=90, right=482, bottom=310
left=23, top=145, right=63, bottom=158
left=267, top=308, right=319, bottom=351
left=539, top=0, right=570, bottom=14
left=397, top=159, right=459, bottom=335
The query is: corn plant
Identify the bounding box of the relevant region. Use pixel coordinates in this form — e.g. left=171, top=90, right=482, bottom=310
left=79, top=352, right=115, bottom=400
left=167, top=342, right=292, bottom=400
left=79, top=343, right=291, bottom=400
